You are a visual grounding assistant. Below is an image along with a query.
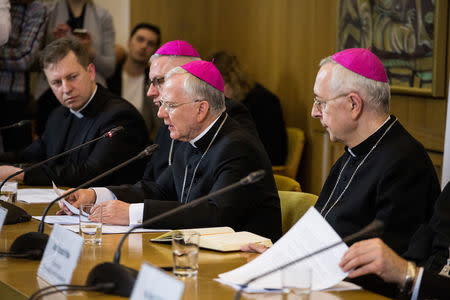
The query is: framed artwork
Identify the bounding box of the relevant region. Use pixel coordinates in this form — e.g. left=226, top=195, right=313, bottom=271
left=336, top=0, right=448, bottom=97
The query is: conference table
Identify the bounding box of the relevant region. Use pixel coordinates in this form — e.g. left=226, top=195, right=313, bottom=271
left=0, top=201, right=391, bottom=299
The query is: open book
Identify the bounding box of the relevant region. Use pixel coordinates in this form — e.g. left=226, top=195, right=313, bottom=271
left=151, top=227, right=272, bottom=252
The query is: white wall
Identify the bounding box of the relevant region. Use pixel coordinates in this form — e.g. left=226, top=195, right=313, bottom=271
left=94, top=0, right=130, bottom=48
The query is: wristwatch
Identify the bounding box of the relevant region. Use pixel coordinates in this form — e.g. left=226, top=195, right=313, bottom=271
left=400, top=261, right=417, bottom=295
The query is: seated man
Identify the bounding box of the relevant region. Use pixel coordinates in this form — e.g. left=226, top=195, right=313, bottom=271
left=144, top=40, right=257, bottom=182
left=63, top=60, right=282, bottom=242
left=243, top=48, right=440, bottom=254
left=312, top=48, right=440, bottom=254
left=0, top=37, right=149, bottom=186
left=107, top=23, right=162, bottom=137
left=340, top=181, right=450, bottom=300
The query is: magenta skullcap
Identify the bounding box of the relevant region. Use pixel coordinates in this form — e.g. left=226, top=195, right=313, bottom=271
left=181, top=60, right=224, bottom=93
left=332, top=48, right=388, bottom=83
left=155, top=40, right=200, bottom=57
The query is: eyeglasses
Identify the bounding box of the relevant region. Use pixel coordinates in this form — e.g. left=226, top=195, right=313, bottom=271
left=157, top=98, right=202, bottom=113
left=146, top=77, right=165, bottom=90
left=313, top=94, right=347, bottom=112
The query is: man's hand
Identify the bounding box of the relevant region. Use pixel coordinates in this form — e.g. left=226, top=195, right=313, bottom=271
left=0, top=165, right=24, bottom=182
left=57, top=188, right=96, bottom=215
left=52, top=23, right=71, bottom=39
left=240, top=243, right=268, bottom=253
left=339, top=238, right=408, bottom=286
left=89, top=200, right=130, bottom=225
left=74, top=31, right=96, bottom=59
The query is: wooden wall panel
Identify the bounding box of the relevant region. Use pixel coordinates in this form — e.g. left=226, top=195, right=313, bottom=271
left=130, top=0, right=448, bottom=194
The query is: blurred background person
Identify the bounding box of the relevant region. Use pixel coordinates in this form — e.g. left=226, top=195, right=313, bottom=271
left=107, top=23, right=161, bottom=139
left=211, top=51, right=287, bottom=165
left=0, top=0, right=11, bottom=46
left=0, top=0, right=46, bottom=153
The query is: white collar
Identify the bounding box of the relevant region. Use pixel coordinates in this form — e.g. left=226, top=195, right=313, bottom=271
left=348, top=115, right=391, bottom=157
left=189, top=114, right=222, bottom=148
left=70, top=85, right=98, bottom=119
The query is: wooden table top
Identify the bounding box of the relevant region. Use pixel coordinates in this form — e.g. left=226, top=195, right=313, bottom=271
left=0, top=201, right=391, bottom=300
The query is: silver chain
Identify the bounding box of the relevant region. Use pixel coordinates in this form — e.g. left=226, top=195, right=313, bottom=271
left=320, top=119, right=398, bottom=219
left=180, top=113, right=228, bottom=204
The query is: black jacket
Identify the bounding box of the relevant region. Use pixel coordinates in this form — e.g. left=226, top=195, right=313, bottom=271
left=0, top=85, right=149, bottom=186
left=109, top=113, right=282, bottom=242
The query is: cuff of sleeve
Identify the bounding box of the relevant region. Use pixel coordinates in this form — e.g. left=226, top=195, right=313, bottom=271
left=91, top=187, right=117, bottom=204
left=411, top=267, right=424, bottom=300
left=129, top=203, right=144, bottom=225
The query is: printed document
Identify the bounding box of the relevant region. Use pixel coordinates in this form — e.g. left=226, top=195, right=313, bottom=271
left=218, top=207, right=348, bottom=291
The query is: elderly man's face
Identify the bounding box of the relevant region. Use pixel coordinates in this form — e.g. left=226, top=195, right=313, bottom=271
left=311, top=63, right=352, bottom=145
left=157, top=73, right=202, bottom=141
left=147, top=56, right=194, bottom=105
left=44, top=51, right=96, bottom=111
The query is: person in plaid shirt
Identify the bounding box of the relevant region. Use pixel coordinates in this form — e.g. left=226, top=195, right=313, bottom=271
left=0, top=0, right=46, bottom=152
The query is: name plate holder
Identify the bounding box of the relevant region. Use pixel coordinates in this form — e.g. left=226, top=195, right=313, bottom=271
left=0, top=206, right=7, bottom=232
left=130, top=263, right=185, bottom=300
left=37, top=224, right=84, bottom=285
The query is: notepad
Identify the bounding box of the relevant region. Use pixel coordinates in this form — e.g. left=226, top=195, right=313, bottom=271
left=151, top=227, right=272, bottom=252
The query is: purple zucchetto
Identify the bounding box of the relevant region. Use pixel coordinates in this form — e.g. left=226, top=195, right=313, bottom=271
left=332, top=48, right=388, bottom=83
left=181, top=60, right=224, bottom=93
left=155, top=40, right=200, bottom=57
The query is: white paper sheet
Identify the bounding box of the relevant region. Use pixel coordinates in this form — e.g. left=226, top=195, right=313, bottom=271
left=33, top=215, right=88, bottom=225
left=17, top=188, right=64, bottom=203
left=218, top=207, right=349, bottom=291
left=62, top=224, right=169, bottom=234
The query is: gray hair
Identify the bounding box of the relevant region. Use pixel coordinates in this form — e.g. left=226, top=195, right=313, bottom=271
left=320, top=56, right=390, bottom=113
left=165, top=67, right=225, bottom=115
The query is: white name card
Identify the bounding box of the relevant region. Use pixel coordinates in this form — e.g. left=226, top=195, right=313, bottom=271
left=130, top=263, right=184, bottom=300
left=0, top=206, right=7, bottom=232
left=38, top=224, right=84, bottom=285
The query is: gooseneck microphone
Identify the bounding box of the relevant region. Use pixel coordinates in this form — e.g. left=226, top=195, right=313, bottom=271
left=0, top=126, right=124, bottom=192
left=4, top=144, right=159, bottom=261
left=233, top=219, right=385, bottom=300
left=0, top=119, right=30, bottom=131
left=0, top=126, right=124, bottom=226
left=85, top=169, right=266, bottom=297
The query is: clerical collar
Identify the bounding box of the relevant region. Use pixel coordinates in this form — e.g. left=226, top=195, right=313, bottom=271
left=70, top=85, right=98, bottom=118
left=347, top=115, right=394, bottom=157
left=190, top=112, right=225, bottom=150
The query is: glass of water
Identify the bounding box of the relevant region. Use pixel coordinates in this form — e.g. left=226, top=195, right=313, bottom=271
left=172, top=230, right=200, bottom=277
left=79, top=204, right=102, bottom=245
left=282, top=264, right=311, bottom=299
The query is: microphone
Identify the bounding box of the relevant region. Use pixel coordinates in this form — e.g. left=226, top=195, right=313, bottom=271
left=0, top=126, right=124, bottom=191
left=85, top=169, right=266, bottom=297
left=0, top=126, right=124, bottom=225
left=233, top=219, right=385, bottom=300
left=5, top=144, right=159, bottom=261
left=0, top=120, right=30, bottom=131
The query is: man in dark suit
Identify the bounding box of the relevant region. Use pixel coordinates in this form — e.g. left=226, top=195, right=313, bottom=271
left=0, top=37, right=149, bottom=186
left=63, top=60, right=282, bottom=242
left=312, top=48, right=439, bottom=255
left=340, top=182, right=450, bottom=300
left=107, top=23, right=161, bottom=137
left=141, top=40, right=257, bottom=181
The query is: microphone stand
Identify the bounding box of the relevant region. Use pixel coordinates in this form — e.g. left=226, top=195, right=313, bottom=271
left=0, top=126, right=124, bottom=225
left=7, top=144, right=159, bottom=260
left=233, top=220, right=385, bottom=300
left=0, top=120, right=30, bottom=131
left=85, top=170, right=266, bottom=297
left=0, top=126, right=124, bottom=192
